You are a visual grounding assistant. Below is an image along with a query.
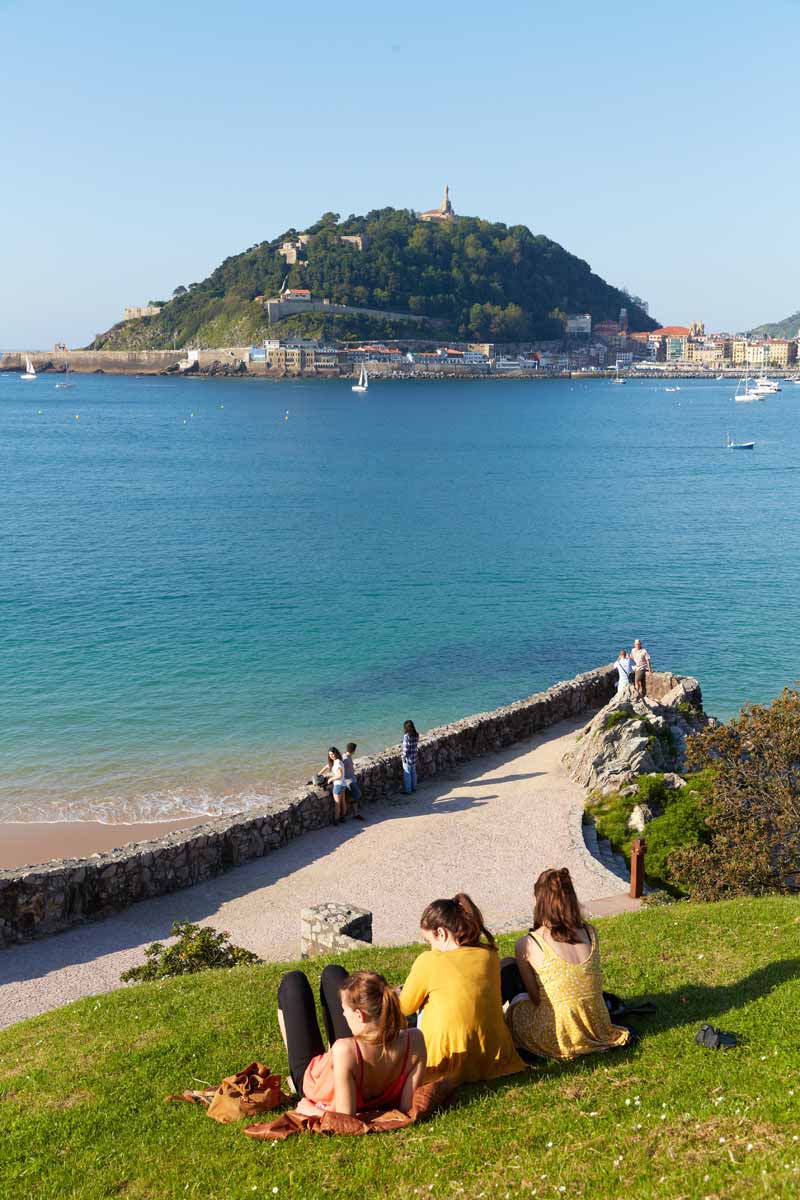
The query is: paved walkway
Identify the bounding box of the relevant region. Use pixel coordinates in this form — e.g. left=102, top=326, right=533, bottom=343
left=0, top=716, right=636, bottom=1030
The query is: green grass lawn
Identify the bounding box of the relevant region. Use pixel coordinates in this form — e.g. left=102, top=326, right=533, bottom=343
left=2, top=896, right=799, bottom=1199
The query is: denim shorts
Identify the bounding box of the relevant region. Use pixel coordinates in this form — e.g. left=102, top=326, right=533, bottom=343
left=332, top=781, right=348, bottom=797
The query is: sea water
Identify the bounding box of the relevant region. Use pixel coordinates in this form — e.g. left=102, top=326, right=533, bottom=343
left=1, top=372, right=797, bottom=822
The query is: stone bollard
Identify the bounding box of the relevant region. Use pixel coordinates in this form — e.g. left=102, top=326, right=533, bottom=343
left=300, top=902, right=373, bottom=959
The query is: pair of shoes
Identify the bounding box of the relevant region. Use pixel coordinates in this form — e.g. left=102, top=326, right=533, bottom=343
left=695, top=1023, right=737, bottom=1050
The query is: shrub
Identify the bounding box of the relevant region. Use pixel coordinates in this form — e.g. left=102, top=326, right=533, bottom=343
left=120, top=921, right=260, bottom=983
left=602, top=709, right=631, bottom=731
left=670, top=688, right=800, bottom=901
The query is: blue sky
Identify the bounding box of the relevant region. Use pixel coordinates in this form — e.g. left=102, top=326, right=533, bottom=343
left=2, top=0, right=799, bottom=346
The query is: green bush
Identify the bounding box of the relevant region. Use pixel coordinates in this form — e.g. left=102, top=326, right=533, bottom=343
left=602, top=709, right=631, bottom=731
left=587, top=771, right=713, bottom=894
left=646, top=792, right=709, bottom=883
left=120, top=921, right=260, bottom=983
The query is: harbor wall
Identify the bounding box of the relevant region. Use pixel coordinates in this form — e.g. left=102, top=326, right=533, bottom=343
left=0, top=665, right=620, bottom=947
left=0, top=350, right=185, bottom=374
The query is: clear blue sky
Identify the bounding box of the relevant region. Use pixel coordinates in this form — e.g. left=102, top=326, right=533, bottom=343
left=3, top=0, right=799, bottom=347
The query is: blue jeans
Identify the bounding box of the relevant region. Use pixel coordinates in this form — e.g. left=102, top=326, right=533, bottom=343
left=403, top=762, right=417, bottom=793
left=348, top=778, right=361, bottom=804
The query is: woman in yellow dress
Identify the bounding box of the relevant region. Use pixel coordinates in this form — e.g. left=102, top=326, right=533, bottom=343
left=398, top=893, right=524, bottom=1085
left=505, top=868, right=631, bottom=1060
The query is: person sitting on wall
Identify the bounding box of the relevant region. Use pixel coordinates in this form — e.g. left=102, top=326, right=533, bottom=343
left=276, top=967, right=426, bottom=1117
left=397, top=893, right=524, bottom=1084
left=502, top=868, right=631, bottom=1061
left=315, top=746, right=350, bottom=823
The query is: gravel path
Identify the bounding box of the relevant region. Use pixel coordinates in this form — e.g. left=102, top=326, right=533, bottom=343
left=0, top=716, right=631, bottom=1030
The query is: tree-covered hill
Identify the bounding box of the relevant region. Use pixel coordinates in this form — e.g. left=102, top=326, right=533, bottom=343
left=90, top=208, right=657, bottom=349
left=748, top=310, right=800, bottom=339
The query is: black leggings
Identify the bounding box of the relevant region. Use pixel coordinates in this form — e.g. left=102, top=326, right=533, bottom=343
left=500, top=956, right=526, bottom=1004
left=277, top=964, right=350, bottom=1092
left=500, top=956, right=544, bottom=1065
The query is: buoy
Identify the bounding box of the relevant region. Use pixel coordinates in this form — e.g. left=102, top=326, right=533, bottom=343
left=75, top=414, right=80, bottom=420
left=37, top=409, right=43, bottom=415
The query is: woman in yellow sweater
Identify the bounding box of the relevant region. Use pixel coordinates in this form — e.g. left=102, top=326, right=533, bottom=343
left=398, top=893, right=524, bottom=1085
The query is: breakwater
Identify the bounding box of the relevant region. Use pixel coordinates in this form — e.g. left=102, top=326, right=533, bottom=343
left=0, top=664, right=620, bottom=947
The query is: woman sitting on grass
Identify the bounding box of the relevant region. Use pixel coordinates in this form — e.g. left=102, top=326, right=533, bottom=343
left=398, top=892, right=524, bottom=1084
left=503, top=867, right=631, bottom=1060
left=277, top=966, right=426, bottom=1117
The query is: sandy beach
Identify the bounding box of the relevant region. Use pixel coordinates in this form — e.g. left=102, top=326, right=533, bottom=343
left=0, top=816, right=208, bottom=871
left=0, top=719, right=637, bottom=1030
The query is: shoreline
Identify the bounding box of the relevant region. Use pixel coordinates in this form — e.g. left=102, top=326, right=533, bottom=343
left=1, top=365, right=788, bottom=381
left=0, top=816, right=211, bottom=871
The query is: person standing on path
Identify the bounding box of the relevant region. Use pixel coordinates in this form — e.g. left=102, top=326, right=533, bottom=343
left=630, top=639, right=652, bottom=698
left=325, top=747, right=349, bottom=823
left=402, top=720, right=419, bottom=794
left=342, top=742, right=364, bottom=821
left=615, top=649, right=633, bottom=694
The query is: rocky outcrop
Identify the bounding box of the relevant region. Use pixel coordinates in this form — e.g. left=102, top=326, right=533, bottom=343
left=563, top=672, right=707, bottom=795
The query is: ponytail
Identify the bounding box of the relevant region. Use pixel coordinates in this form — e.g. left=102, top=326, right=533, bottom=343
left=420, top=891, right=496, bottom=950
left=339, top=970, right=405, bottom=1049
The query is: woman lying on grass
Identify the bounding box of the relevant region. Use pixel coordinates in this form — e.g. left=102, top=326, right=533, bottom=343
left=277, top=966, right=426, bottom=1117
left=503, top=867, right=631, bottom=1060
left=398, top=892, right=525, bottom=1084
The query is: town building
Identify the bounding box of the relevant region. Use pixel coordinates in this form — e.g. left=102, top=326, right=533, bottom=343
left=420, top=185, right=456, bottom=223
left=565, top=314, right=592, bottom=336
left=123, top=305, right=161, bottom=321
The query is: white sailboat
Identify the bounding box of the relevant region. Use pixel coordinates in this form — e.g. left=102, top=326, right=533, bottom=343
left=55, top=360, right=75, bottom=390
left=21, top=354, right=37, bottom=381
left=351, top=364, right=368, bottom=394
left=611, top=360, right=625, bottom=385
left=734, top=366, right=759, bottom=403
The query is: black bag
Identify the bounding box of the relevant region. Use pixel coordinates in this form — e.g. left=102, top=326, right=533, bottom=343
left=695, top=1023, right=737, bottom=1050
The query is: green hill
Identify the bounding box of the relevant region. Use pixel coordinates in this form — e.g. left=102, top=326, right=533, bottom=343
left=749, top=310, right=800, bottom=339
left=90, top=207, right=657, bottom=349
left=2, top=895, right=798, bottom=1199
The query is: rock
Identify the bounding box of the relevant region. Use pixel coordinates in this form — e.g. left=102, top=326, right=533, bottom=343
left=627, top=803, right=656, bottom=833
left=300, top=903, right=373, bottom=958
left=563, top=672, right=708, bottom=795
left=661, top=772, right=687, bottom=790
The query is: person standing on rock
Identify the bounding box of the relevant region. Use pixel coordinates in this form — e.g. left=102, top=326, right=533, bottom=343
left=630, top=639, right=652, bottom=698
left=616, top=649, right=634, bottom=694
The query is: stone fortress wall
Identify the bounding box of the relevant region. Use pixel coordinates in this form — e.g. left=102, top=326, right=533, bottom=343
left=0, top=665, right=626, bottom=948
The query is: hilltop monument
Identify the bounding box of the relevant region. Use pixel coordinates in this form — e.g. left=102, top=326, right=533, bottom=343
left=420, top=185, right=456, bottom=223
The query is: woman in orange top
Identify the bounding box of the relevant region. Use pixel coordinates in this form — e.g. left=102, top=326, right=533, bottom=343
left=277, top=966, right=426, bottom=1116
left=398, top=893, right=524, bottom=1085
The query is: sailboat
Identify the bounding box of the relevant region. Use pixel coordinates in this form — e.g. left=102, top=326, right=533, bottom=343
left=726, top=431, right=754, bottom=450
left=351, top=364, right=368, bottom=394
left=611, top=360, right=625, bottom=385
left=21, top=355, right=37, bottom=381
left=55, top=360, right=75, bottom=390
left=734, top=366, right=759, bottom=403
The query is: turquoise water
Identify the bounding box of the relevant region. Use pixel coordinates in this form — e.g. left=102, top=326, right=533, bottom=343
left=1, top=372, right=798, bottom=822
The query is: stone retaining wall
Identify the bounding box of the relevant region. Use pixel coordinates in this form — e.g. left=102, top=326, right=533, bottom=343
left=0, top=664, right=617, bottom=948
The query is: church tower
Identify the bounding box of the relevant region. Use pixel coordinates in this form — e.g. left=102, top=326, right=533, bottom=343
left=420, top=186, right=457, bottom=223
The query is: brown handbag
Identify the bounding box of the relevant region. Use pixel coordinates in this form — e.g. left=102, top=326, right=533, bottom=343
left=167, top=1062, right=287, bottom=1124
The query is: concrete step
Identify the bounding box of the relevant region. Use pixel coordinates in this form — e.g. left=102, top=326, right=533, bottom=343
left=582, top=818, right=600, bottom=857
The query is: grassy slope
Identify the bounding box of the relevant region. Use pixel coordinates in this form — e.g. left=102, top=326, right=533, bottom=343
left=1, top=896, right=799, bottom=1199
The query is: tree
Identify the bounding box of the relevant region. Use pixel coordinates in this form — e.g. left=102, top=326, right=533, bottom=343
left=172, top=285, right=187, bottom=297
left=670, top=688, right=800, bottom=900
